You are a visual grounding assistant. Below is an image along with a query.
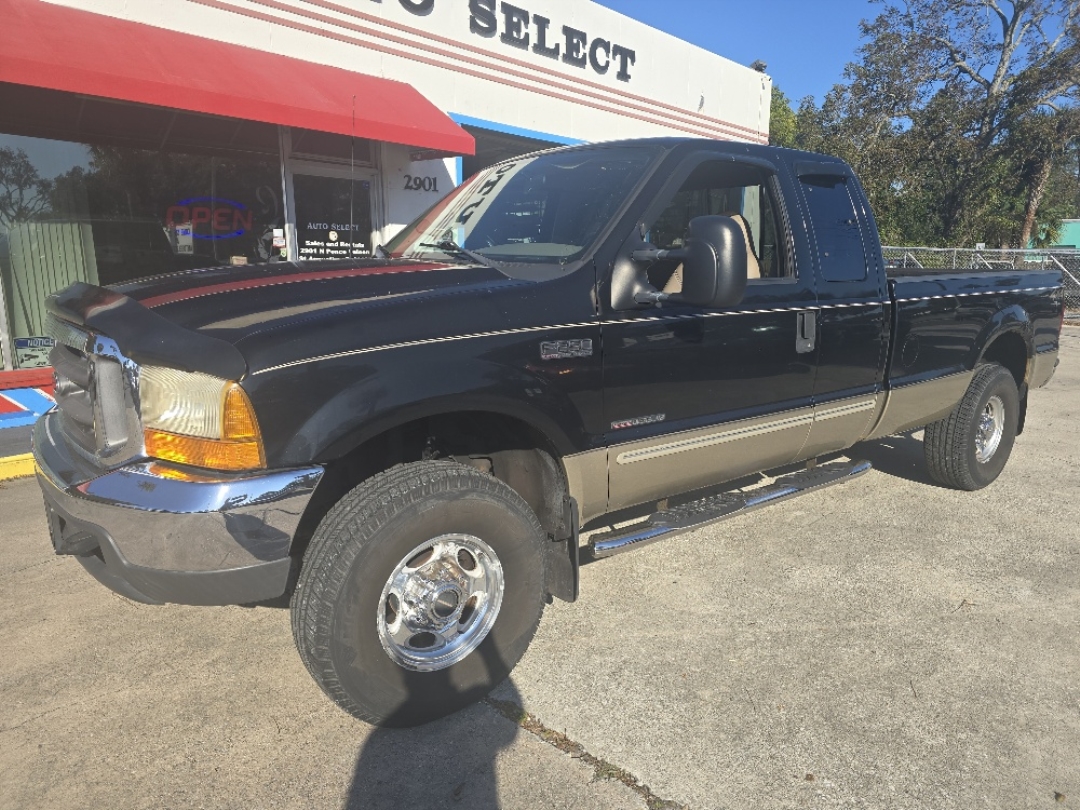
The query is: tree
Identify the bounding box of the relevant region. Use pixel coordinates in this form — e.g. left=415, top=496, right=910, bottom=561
left=1025, top=132, right=1080, bottom=243
left=0, top=147, right=53, bottom=228
left=1009, top=109, right=1080, bottom=244
left=803, top=0, right=1079, bottom=246
left=769, top=86, right=798, bottom=148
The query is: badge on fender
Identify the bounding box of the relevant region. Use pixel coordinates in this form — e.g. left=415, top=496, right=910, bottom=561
left=540, top=339, right=593, bottom=360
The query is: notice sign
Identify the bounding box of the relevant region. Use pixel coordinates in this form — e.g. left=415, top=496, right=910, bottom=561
left=297, top=222, right=369, bottom=259
left=15, top=336, right=54, bottom=369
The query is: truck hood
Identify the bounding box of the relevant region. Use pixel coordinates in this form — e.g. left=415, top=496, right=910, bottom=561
left=46, top=259, right=525, bottom=380
left=115, top=258, right=516, bottom=340
left=70, top=257, right=555, bottom=378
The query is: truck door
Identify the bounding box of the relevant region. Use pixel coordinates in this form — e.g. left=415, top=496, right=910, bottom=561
left=794, top=164, right=890, bottom=457
left=601, top=156, right=819, bottom=512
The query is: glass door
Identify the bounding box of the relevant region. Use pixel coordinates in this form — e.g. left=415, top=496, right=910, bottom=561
left=291, top=173, right=375, bottom=260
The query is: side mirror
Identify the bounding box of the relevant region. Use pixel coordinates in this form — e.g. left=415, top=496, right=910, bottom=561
left=676, top=216, right=748, bottom=308
left=625, top=216, right=748, bottom=309
left=611, top=215, right=750, bottom=311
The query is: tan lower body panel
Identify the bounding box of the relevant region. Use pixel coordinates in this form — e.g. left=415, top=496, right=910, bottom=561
left=561, top=447, right=609, bottom=525
left=1030, top=349, right=1058, bottom=389
left=798, top=396, right=881, bottom=459
left=865, top=370, right=974, bottom=440
left=606, top=407, right=814, bottom=513
left=568, top=374, right=974, bottom=522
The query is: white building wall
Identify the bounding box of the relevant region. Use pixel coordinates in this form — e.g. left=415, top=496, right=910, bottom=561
left=41, top=0, right=771, bottom=244
left=378, top=143, right=456, bottom=239
left=42, top=0, right=770, bottom=145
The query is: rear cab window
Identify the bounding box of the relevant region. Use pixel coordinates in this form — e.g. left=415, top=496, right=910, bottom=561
left=798, top=173, right=869, bottom=282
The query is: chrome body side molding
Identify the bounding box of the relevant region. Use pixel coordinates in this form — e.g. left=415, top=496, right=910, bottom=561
left=614, top=410, right=815, bottom=465
left=578, top=394, right=884, bottom=519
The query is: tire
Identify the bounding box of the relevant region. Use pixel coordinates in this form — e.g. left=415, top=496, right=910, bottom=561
left=291, top=460, right=547, bottom=727
left=924, top=363, right=1020, bottom=490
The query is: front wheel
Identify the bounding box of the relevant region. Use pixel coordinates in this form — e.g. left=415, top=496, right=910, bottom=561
left=291, top=461, right=547, bottom=726
left=924, top=363, right=1020, bottom=490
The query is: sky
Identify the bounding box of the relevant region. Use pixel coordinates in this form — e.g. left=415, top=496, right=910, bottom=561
left=594, top=0, right=882, bottom=105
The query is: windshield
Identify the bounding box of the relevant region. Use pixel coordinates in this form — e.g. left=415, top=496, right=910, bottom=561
left=386, top=146, right=659, bottom=265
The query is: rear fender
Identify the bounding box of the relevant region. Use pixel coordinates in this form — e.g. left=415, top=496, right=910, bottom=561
left=971, top=305, right=1033, bottom=384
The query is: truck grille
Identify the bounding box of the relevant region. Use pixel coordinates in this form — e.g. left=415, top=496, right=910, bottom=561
left=46, top=315, right=142, bottom=466
left=50, top=343, right=97, bottom=454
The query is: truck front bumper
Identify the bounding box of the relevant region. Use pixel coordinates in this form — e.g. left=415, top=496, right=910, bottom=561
left=32, top=412, right=324, bottom=605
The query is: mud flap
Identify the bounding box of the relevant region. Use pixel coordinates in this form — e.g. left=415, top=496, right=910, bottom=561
left=546, top=495, right=579, bottom=602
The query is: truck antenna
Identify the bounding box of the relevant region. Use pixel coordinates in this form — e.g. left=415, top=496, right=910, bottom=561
left=350, top=94, right=356, bottom=260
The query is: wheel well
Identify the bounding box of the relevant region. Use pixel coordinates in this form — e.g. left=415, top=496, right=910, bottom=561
left=291, top=412, right=571, bottom=560
left=981, top=332, right=1027, bottom=389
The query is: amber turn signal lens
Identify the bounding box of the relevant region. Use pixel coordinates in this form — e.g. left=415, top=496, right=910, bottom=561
left=222, top=383, right=261, bottom=441
left=144, top=429, right=265, bottom=472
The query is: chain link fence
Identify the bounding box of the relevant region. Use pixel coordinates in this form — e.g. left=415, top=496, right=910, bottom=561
left=882, top=247, right=1080, bottom=319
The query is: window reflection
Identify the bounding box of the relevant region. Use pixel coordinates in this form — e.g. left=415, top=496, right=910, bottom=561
left=0, top=133, right=281, bottom=368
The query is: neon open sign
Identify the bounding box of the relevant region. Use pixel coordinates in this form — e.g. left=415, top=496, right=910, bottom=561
left=165, top=196, right=253, bottom=240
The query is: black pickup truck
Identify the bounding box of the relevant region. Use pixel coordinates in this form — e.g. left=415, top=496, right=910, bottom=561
left=33, top=139, right=1064, bottom=726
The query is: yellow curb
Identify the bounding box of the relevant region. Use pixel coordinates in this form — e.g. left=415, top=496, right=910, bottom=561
left=0, top=453, right=35, bottom=481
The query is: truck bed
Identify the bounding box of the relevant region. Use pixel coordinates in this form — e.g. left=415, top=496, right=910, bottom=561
left=885, top=267, right=1062, bottom=390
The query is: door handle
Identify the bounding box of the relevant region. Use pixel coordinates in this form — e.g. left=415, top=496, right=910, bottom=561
left=796, top=311, right=817, bottom=354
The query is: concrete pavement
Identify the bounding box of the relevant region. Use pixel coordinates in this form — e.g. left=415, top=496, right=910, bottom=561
left=0, top=473, right=644, bottom=810
left=2, top=332, right=1078, bottom=809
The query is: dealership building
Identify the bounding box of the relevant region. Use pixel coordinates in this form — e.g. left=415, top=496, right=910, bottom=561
left=0, top=0, right=770, bottom=391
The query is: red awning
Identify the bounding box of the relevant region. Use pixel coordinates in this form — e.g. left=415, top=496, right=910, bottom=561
left=0, top=0, right=474, bottom=156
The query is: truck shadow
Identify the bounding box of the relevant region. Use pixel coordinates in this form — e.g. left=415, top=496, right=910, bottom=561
left=344, top=650, right=522, bottom=809
left=849, top=431, right=943, bottom=487
left=341, top=639, right=518, bottom=807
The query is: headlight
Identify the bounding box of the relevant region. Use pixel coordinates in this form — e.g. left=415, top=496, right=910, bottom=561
left=139, top=366, right=265, bottom=471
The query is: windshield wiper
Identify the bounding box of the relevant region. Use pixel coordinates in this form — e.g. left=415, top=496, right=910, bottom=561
left=417, top=240, right=496, bottom=268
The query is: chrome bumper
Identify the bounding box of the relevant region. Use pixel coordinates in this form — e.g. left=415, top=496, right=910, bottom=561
left=32, top=412, right=323, bottom=605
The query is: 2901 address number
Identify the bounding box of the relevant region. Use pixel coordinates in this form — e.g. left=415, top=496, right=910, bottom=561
left=404, top=175, right=439, bottom=192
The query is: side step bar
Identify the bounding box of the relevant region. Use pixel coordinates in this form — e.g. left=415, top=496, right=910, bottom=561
left=588, top=459, right=872, bottom=559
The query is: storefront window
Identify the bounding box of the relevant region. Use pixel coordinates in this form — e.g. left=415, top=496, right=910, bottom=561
left=0, top=133, right=281, bottom=369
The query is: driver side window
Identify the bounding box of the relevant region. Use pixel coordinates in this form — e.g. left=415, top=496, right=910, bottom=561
left=646, top=161, right=789, bottom=290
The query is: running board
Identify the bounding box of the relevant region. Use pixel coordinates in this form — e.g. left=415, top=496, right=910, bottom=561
left=588, top=460, right=872, bottom=559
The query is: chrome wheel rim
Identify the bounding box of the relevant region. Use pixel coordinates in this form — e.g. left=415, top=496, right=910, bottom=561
left=377, top=534, right=504, bottom=672
left=975, top=395, right=1005, bottom=463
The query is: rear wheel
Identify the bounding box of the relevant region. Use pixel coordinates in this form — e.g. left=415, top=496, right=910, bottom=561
left=924, top=363, right=1020, bottom=490
left=291, top=461, right=547, bottom=726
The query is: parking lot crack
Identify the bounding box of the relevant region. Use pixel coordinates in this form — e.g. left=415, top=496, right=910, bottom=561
left=0, top=557, right=65, bottom=579
left=484, top=697, right=690, bottom=810
left=0, top=685, right=134, bottom=735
